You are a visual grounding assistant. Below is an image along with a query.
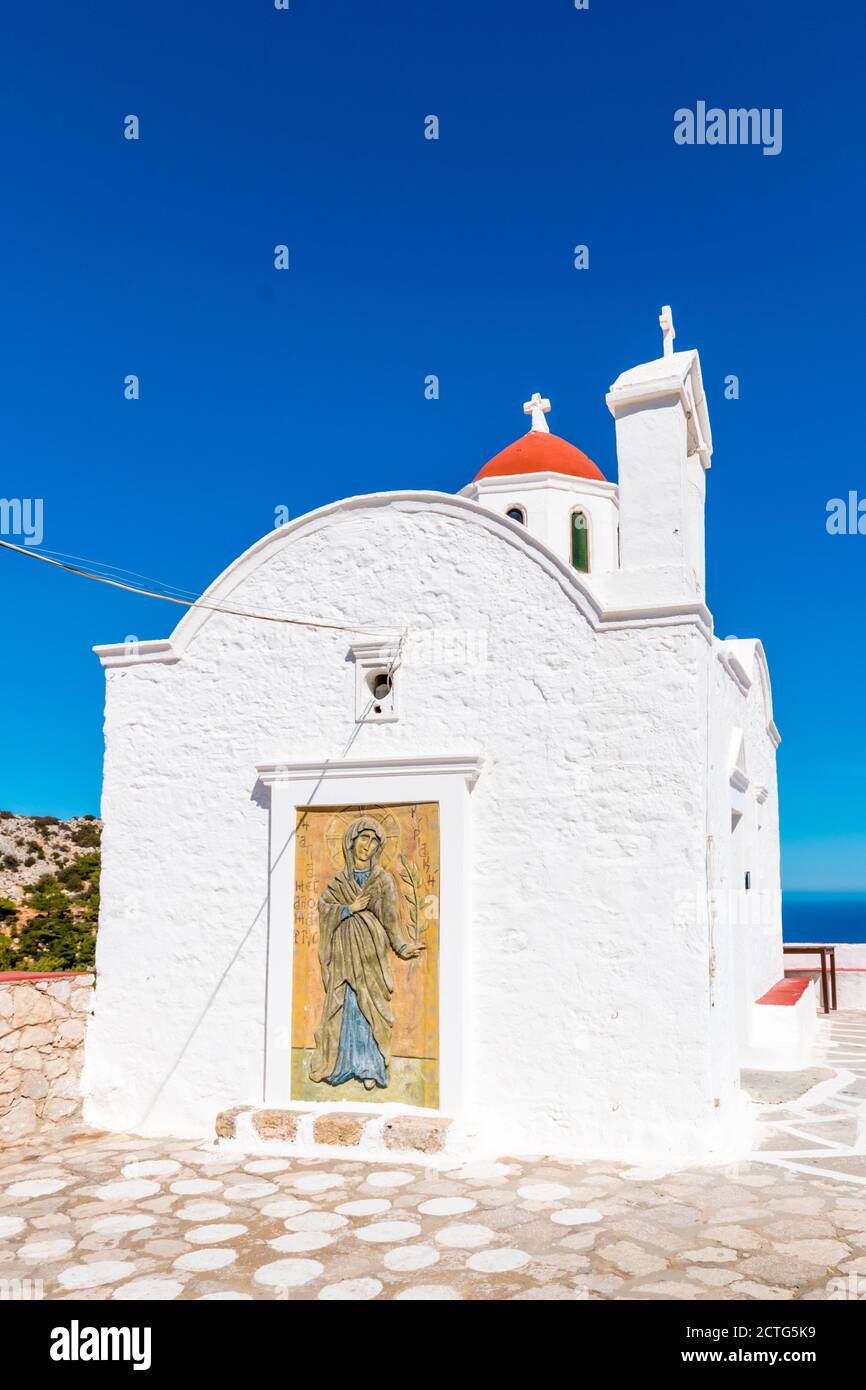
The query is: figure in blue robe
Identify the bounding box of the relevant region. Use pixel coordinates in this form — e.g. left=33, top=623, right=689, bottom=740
left=311, top=816, right=424, bottom=1092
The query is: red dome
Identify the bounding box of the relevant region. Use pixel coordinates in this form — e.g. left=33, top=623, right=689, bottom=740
left=474, top=430, right=605, bottom=483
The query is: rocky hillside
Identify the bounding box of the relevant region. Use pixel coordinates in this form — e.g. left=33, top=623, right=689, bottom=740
left=0, top=812, right=100, bottom=902
left=0, top=812, right=101, bottom=973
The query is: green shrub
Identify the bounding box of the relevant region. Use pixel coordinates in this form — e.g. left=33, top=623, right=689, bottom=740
left=6, top=852, right=100, bottom=971
left=72, top=823, right=101, bottom=848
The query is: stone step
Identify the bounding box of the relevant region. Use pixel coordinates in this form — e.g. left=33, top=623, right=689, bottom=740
left=215, top=1105, right=451, bottom=1155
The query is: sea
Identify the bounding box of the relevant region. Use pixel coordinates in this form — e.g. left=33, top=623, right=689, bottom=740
left=783, top=892, right=866, bottom=944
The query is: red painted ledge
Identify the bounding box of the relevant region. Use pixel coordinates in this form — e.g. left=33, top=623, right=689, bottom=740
left=756, top=977, right=811, bottom=1006
left=0, top=970, right=92, bottom=984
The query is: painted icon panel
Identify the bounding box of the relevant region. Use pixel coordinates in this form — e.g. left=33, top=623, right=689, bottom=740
left=291, top=802, right=439, bottom=1108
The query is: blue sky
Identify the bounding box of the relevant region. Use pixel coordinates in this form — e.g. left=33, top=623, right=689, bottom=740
left=1, top=1, right=863, bottom=889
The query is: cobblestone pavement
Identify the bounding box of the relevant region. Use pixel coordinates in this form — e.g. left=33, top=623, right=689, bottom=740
left=1, top=1013, right=864, bottom=1302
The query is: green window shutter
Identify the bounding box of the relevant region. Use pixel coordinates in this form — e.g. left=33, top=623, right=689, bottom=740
left=570, top=512, right=589, bottom=572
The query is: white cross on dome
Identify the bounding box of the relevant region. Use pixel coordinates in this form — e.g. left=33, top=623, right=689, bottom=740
left=523, top=392, right=551, bottom=433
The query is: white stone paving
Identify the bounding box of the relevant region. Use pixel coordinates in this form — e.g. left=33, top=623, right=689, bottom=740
left=1, top=1013, right=865, bottom=1300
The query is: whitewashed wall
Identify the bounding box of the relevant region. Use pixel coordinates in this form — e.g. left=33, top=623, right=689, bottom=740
left=708, top=641, right=784, bottom=1066
left=83, top=494, right=744, bottom=1160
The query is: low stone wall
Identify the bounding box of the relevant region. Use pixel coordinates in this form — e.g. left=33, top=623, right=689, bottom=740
left=0, top=972, right=94, bottom=1140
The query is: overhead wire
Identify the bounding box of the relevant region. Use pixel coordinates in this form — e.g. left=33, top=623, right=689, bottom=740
left=0, top=537, right=398, bottom=636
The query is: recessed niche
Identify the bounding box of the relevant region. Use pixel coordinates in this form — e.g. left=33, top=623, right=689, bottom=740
left=349, top=640, right=401, bottom=723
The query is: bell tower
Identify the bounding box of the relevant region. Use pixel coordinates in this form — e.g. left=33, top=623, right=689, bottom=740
left=605, top=306, right=713, bottom=603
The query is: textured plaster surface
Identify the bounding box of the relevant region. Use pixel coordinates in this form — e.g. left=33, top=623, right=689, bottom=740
left=84, top=495, right=780, bottom=1161
left=85, top=501, right=730, bottom=1158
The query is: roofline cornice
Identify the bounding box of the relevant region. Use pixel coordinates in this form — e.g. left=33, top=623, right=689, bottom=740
left=459, top=471, right=618, bottom=503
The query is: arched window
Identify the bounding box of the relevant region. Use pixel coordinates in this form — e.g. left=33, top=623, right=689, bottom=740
left=506, top=505, right=526, bottom=524
left=570, top=509, right=590, bottom=572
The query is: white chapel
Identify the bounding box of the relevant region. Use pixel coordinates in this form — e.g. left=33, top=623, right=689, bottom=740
left=82, top=310, right=811, bottom=1163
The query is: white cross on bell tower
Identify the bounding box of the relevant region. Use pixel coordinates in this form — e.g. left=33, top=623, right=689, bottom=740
left=659, top=305, right=676, bottom=358
left=523, top=391, right=551, bottom=433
